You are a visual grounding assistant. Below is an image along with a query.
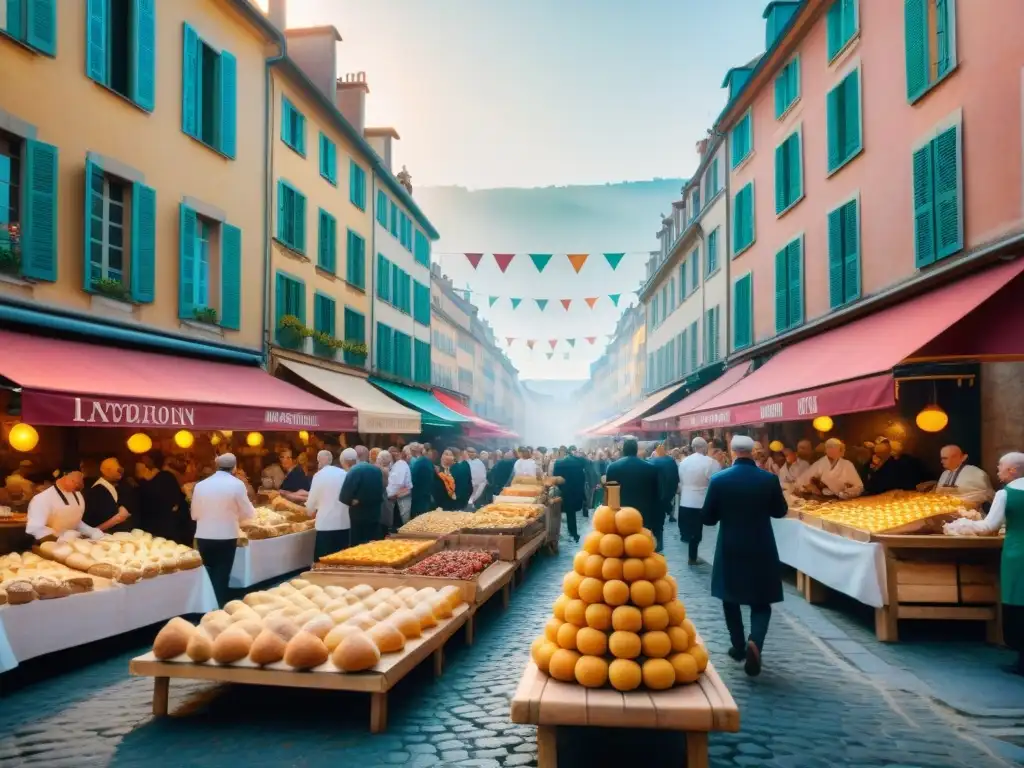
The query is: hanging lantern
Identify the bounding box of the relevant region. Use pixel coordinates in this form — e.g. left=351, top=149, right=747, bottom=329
left=768, top=440, right=784, bottom=452
left=210, top=433, right=222, bottom=447
left=174, top=430, right=195, bottom=449
left=8, top=423, right=39, bottom=452
left=298, top=430, right=310, bottom=444
left=126, top=433, right=153, bottom=454
left=916, top=404, right=949, bottom=433
left=812, top=416, right=834, bottom=433
left=221, top=430, right=233, bottom=438
left=246, top=432, right=264, bottom=448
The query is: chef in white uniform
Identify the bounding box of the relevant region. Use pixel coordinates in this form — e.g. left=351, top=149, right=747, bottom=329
left=797, top=438, right=864, bottom=499
left=467, top=447, right=488, bottom=508
left=512, top=448, right=538, bottom=479
left=307, top=448, right=350, bottom=560
left=776, top=447, right=811, bottom=492
left=933, top=444, right=995, bottom=504
left=25, top=467, right=103, bottom=541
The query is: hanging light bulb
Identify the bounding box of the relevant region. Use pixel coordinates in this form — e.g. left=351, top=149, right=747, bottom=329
left=298, top=430, right=310, bottom=444
left=127, top=433, right=153, bottom=454
left=221, top=430, right=233, bottom=439
left=7, top=423, right=39, bottom=452
left=768, top=440, right=784, bottom=452
left=812, top=416, right=834, bottom=433
left=916, top=404, right=949, bottom=433
left=210, top=433, right=222, bottom=446
left=174, top=430, right=195, bottom=449
left=246, top=432, right=264, bottom=448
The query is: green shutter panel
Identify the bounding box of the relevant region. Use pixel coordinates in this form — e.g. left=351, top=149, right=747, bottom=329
left=826, top=87, right=840, bottom=171
left=86, top=0, right=108, bottom=83
left=178, top=204, right=197, bottom=319
left=842, top=201, right=861, bottom=302
left=745, top=184, right=754, bottom=246
left=933, top=126, right=963, bottom=259
left=936, top=0, right=952, bottom=77
left=318, top=210, right=327, bottom=268
left=295, top=279, right=306, bottom=325
left=219, top=51, right=237, bottom=158
left=826, top=2, right=841, bottom=59
left=843, top=71, right=861, bottom=160
left=774, top=73, right=786, bottom=119
left=82, top=158, right=102, bottom=290
left=788, top=239, right=804, bottom=327
left=131, top=0, right=155, bottom=111
left=220, top=223, right=241, bottom=330
left=774, top=249, right=788, bottom=333
left=7, top=0, right=23, bottom=40
left=912, top=144, right=937, bottom=267
left=789, top=134, right=802, bottom=204
left=21, top=140, right=58, bottom=282
left=733, top=280, right=744, bottom=348
left=827, top=208, right=844, bottom=308
left=129, top=183, right=156, bottom=303
left=904, top=0, right=929, bottom=101
left=294, top=192, right=306, bottom=253
left=689, top=322, right=698, bottom=369
left=276, top=180, right=286, bottom=242
left=774, top=143, right=786, bottom=214
left=181, top=23, right=199, bottom=137
left=280, top=99, right=290, bottom=146
left=26, top=0, right=56, bottom=55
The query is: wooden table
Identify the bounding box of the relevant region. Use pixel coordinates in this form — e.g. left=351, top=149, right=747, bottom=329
left=464, top=560, right=516, bottom=646
left=510, top=660, right=739, bottom=768
left=514, top=531, right=548, bottom=586
left=545, top=499, right=563, bottom=554
left=129, top=603, right=470, bottom=733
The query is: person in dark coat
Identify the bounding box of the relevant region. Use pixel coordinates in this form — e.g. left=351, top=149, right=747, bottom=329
left=83, top=457, right=133, bottom=533
left=648, top=444, right=679, bottom=553
left=488, top=451, right=516, bottom=496
left=451, top=448, right=473, bottom=510
left=409, top=443, right=435, bottom=517
left=553, top=450, right=586, bottom=543
left=605, top=439, right=658, bottom=533
left=433, top=449, right=461, bottom=511
left=139, top=454, right=192, bottom=544
left=339, top=446, right=385, bottom=546
left=701, top=435, right=788, bottom=677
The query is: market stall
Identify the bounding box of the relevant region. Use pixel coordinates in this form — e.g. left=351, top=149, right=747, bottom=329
left=230, top=529, right=317, bottom=588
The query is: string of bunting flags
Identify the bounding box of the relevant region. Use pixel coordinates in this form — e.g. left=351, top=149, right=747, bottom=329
left=504, top=336, right=606, bottom=350
left=455, top=293, right=629, bottom=310
left=452, top=252, right=636, bottom=274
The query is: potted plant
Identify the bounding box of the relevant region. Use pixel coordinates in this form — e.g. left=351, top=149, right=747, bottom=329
left=193, top=306, right=218, bottom=325
left=0, top=244, right=20, bottom=277
left=92, top=277, right=130, bottom=301
left=277, top=314, right=307, bottom=350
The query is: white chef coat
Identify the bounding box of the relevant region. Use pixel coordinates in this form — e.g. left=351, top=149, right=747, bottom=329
left=190, top=469, right=256, bottom=540
left=468, top=458, right=487, bottom=503
left=678, top=453, right=722, bottom=509
left=936, top=463, right=994, bottom=504
left=26, top=484, right=102, bottom=540
left=776, top=458, right=811, bottom=491
left=307, top=465, right=349, bottom=531
left=513, top=458, right=538, bottom=478
left=386, top=459, right=412, bottom=499
left=960, top=477, right=1022, bottom=534
left=798, top=456, right=864, bottom=499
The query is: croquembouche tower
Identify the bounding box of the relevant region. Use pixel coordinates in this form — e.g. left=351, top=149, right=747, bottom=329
left=531, top=483, right=709, bottom=690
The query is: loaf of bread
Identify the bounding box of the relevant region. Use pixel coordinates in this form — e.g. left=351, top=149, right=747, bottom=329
left=212, top=626, right=253, bottom=664
left=64, top=576, right=94, bottom=594
left=5, top=580, right=37, bottom=605
left=248, top=629, right=287, bottom=666
left=331, top=632, right=380, bottom=672
left=283, top=631, right=329, bottom=670
left=153, top=617, right=196, bottom=660
left=185, top=631, right=213, bottom=663
left=87, top=563, right=119, bottom=580
left=64, top=552, right=97, bottom=573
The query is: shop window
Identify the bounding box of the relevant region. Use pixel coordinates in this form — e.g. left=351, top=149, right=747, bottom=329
left=827, top=198, right=861, bottom=309
left=87, top=0, right=155, bottom=111
left=178, top=204, right=241, bottom=328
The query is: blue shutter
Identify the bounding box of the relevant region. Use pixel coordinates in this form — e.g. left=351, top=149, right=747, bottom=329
left=130, top=183, right=156, bottom=303
left=280, top=98, right=290, bottom=146
left=904, top=0, right=928, bottom=100
left=912, top=143, right=936, bottom=267
left=274, top=273, right=285, bottom=340
left=181, top=23, right=199, bottom=138
left=689, top=322, right=698, bottom=370
left=843, top=201, right=860, bottom=302
left=294, top=190, right=306, bottom=253
left=178, top=204, right=197, bottom=318
left=826, top=86, right=840, bottom=171
left=826, top=0, right=842, bottom=60
left=219, top=50, right=237, bottom=158
left=774, top=142, right=786, bottom=214
left=86, top=0, right=108, bottom=83
left=82, top=158, right=102, bottom=290
left=935, top=0, right=952, bottom=77
left=933, top=126, right=963, bottom=260
left=25, top=0, right=56, bottom=55
left=828, top=208, right=844, bottom=309
left=691, top=247, right=699, bottom=288
left=131, top=0, right=155, bottom=111
left=6, top=0, right=23, bottom=40
left=843, top=70, right=861, bottom=161
left=220, top=224, right=241, bottom=329
left=789, top=133, right=802, bottom=204
left=774, top=247, right=788, bottom=333
left=788, top=239, right=803, bottom=327
left=21, top=140, right=58, bottom=282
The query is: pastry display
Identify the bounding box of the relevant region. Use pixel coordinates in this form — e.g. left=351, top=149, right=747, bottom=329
left=0, top=550, right=97, bottom=604
left=318, top=538, right=435, bottom=568
left=404, top=549, right=495, bottom=579
left=501, top=487, right=543, bottom=499
left=270, top=495, right=310, bottom=518
left=34, top=529, right=202, bottom=583
left=242, top=506, right=315, bottom=540
left=797, top=491, right=976, bottom=534
left=398, top=511, right=476, bottom=536
left=476, top=502, right=545, bottom=519
left=462, top=512, right=532, bottom=530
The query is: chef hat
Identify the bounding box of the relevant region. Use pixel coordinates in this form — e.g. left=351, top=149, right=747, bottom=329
left=341, top=448, right=358, bottom=462
left=216, top=453, right=237, bottom=470
left=53, top=465, right=82, bottom=479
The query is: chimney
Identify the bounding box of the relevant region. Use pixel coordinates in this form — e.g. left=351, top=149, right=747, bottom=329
left=336, top=72, right=369, bottom=136
left=267, top=0, right=286, bottom=30
left=695, top=137, right=709, bottom=159
left=285, top=26, right=342, bottom=103
left=364, top=127, right=400, bottom=172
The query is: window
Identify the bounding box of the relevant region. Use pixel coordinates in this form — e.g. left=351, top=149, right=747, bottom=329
left=276, top=180, right=306, bottom=253
left=678, top=263, right=687, bottom=300
left=414, top=339, right=431, bottom=384
left=414, top=230, right=430, bottom=267
left=398, top=213, right=413, bottom=251
left=730, top=112, right=752, bottom=168
left=775, top=130, right=803, bottom=214
left=827, top=198, right=861, bottom=309
left=826, top=68, right=862, bottom=174
left=651, top=295, right=659, bottom=329
left=706, top=228, right=719, bottom=275
left=346, top=229, right=366, bottom=288
left=689, top=320, right=698, bottom=370
left=349, top=160, right=366, bottom=210
left=459, top=367, right=474, bottom=392
left=180, top=24, right=236, bottom=156
left=376, top=322, right=394, bottom=374
left=3, top=0, right=57, bottom=55
left=393, top=331, right=412, bottom=379
left=703, top=157, right=719, bottom=201
left=826, top=0, right=858, bottom=61
left=317, top=209, right=336, bottom=273
left=775, top=57, right=800, bottom=118
left=313, top=293, right=336, bottom=357
left=86, top=0, right=153, bottom=109
left=905, top=0, right=957, bottom=102
left=458, top=333, right=475, bottom=356
left=343, top=308, right=366, bottom=365
left=376, top=190, right=387, bottom=227
left=912, top=123, right=962, bottom=267
left=177, top=204, right=241, bottom=327
left=668, top=277, right=676, bottom=311
left=774, top=237, right=804, bottom=333
left=376, top=253, right=391, bottom=301
left=690, top=188, right=701, bottom=220
left=732, top=182, right=755, bottom=254
left=319, top=133, right=337, bottom=185
left=392, top=267, right=411, bottom=314
left=4, top=135, right=58, bottom=283
left=87, top=170, right=128, bottom=287
left=0, top=133, right=22, bottom=267
left=389, top=202, right=398, bottom=237
left=704, top=305, right=720, bottom=362
left=413, top=280, right=430, bottom=325
left=690, top=247, right=699, bottom=290
left=274, top=271, right=305, bottom=348
left=732, top=275, right=753, bottom=350
left=281, top=95, right=306, bottom=156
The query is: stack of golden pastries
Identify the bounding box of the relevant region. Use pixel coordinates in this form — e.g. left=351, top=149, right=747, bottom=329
left=149, top=578, right=466, bottom=672
left=799, top=490, right=973, bottom=533
left=511, top=477, right=544, bottom=487
left=242, top=507, right=315, bottom=540
left=398, top=511, right=475, bottom=536
left=530, top=501, right=709, bottom=691
left=463, top=512, right=531, bottom=530
left=501, top=487, right=543, bottom=499
left=35, top=529, right=202, bottom=583
left=319, top=539, right=434, bottom=568
left=0, top=551, right=96, bottom=605
left=477, top=502, right=545, bottom=519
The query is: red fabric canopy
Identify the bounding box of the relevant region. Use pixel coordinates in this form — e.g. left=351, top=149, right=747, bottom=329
left=595, top=383, right=686, bottom=435
left=683, top=259, right=1024, bottom=428
left=432, top=390, right=518, bottom=439
left=1, top=331, right=357, bottom=431
left=642, top=363, right=752, bottom=430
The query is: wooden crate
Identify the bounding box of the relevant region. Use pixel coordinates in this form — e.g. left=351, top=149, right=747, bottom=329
left=443, top=533, right=516, bottom=561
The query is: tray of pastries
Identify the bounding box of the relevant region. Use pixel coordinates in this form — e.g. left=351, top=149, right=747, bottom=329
left=318, top=538, right=436, bottom=568
left=35, top=529, right=202, bottom=584
left=0, top=550, right=99, bottom=605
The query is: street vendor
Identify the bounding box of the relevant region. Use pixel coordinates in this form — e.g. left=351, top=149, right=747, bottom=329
left=776, top=447, right=810, bottom=492
left=83, top=457, right=133, bottom=533
left=927, top=444, right=995, bottom=504
left=25, top=466, right=103, bottom=542
left=796, top=438, right=864, bottom=499
left=277, top=448, right=311, bottom=503
left=864, top=438, right=918, bottom=495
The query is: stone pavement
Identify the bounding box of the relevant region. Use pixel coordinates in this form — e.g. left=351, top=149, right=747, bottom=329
left=0, top=517, right=1022, bottom=768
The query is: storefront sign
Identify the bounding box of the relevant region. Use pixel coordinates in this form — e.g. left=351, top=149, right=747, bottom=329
left=679, top=410, right=732, bottom=428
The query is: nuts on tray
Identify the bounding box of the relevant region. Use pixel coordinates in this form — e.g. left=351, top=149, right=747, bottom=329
left=319, top=538, right=435, bottom=567
left=477, top=503, right=544, bottom=519
left=464, top=512, right=530, bottom=530
left=398, top=511, right=476, bottom=536
left=405, top=550, right=495, bottom=579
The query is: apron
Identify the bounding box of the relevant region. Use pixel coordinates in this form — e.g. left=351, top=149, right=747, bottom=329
left=48, top=487, right=86, bottom=534
left=1002, top=487, right=1024, bottom=606
left=941, top=464, right=966, bottom=488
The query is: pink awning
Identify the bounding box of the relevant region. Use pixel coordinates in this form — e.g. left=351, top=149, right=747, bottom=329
left=432, top=390, right=518, bottom=439
left=1, top=331, right=357, bottom=431
left=642, top=363, right=752, bottom=430
left=595, top=383, right=686, bottom=436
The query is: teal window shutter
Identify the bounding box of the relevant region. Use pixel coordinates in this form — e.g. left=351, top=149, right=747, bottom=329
left=774, top=248, right=788, bottom=333
left=912, top=143, right=936, bottom=267
left=733, top=276, right=751, bottom=349
left=415, top=340, right=431, bottom=384
left=691, top=247, right=699, bottom=288
left=131, top=0, right=155, bottom=111
left=788, top=238, right=804, bottom=327
left=904, top=0, right=929, bottom=100
left=349, top=161, right=366, bottom=210
left=933, top=125, right=963, bottom=260
left=294, top=189, right=306, bottom=253
left=274, top=273, right=285, bottom=341
left=689, top=321, right=698, bottom=370
left=826, top=1, right=842, bottom=59
left=21, top=140, right=58, bottom=282
left=313, top=294, right=336, bottom=356
left=26, top=0, right=57, bottom=55
left=220, top=223, right=242, bottom=330
left=390, top=202, right=398, bottom=236
left=935, top=0, right=952, bottom=77
left=344, top=308, right=366, bottom=365
left=87, top=0, right=108, bottom=83
left=842, top=200, right=860, bottom=302
left=319, top=133, right=337, bottom=184
left=7, top=0, right=23, bottom=40
left=843, top=70, right=861, bottom=162
left=376, top=323, right=393, bottom=374
left=317, top=209, right=336, bottom=273
left=826, top=85, right=841, bottom=171
left=774, top=143, right=786, bottom=214
left=218, top=50, right=237, bottom=158
left=82, top=158, right=103, bottom=290
left=789, top=133, right=802, bottom=205
left=827, top=207, right=844, bottom=309
left=276, top=179, right=286, bottom=243
left=414, top=281, right=430, bottom=325
left=376, top=253, right=390, bottom=301
left=347, top=230, right=365, bottom=288
left=178, top=204, right=197, bottom=318
left=129, top=183, right=156, bottom=303
left=707, top=229, right=718, bottom=274
left=181, top=23, right=199, bottom=137
left=376, top=190, right=387, bottom=226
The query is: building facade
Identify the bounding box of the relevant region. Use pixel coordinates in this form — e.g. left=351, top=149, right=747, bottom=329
left=577, top=301, right=646, bottom=430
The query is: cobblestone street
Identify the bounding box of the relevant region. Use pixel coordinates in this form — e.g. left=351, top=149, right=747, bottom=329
left=0, top=519, right=1022, bottom=768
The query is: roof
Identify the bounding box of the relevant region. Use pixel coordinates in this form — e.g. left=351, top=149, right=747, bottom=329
left=284, top=25, right=342, bottom=41
left=226, top=0, right=285, bottom=42
left=365, top=127, right=401, bottom=139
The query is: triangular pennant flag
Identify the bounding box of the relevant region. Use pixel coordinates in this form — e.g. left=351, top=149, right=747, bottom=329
left=546, top=353, right=553, bottom=360
left=529, top=253, right=553, bottom=273
left=586, top=336, right=597, bottom=344
left=488, top=296, right=499, bottom=307
left=493, top=253, right=515, bottom=273
left=506, top=337, right=514, bottom=346
left=535, top=299, right=548, bottom=311
left=510, top=298, right=522, bottom=310
left=549, top=340, right=558, bottom=349
left=584, top=297, right=599, bottom=309
left=567, top=253, right=589, bottom=273
left=465, top=253, right=483, bottom=269
left=604, top=253, right=625, bottom=270
left=609, top=293, right=621, bottom=306
left=526, top=340, right=535, bottom=350
left=560, top=299, right=572, bottom=311
left=567, top=339, right=576, bottom=347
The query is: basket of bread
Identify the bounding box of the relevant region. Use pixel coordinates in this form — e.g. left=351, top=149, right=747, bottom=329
left=34, top=529, right=202, bottom=584
left=0, top=550, right=97, bottom=605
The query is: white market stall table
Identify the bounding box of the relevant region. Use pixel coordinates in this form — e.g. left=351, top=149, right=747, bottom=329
left=230, top=530, right=317, bottom=588
left=0, top=568, right=217, bottom=672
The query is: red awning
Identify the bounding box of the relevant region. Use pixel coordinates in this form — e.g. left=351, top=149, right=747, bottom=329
left=579, top=413, right=624, bottom=437
left=1, top=331, right=357, bottom=431
left=642, top=363, right=752, bottom=430
left=432, top=390, right=518, bottom=439
left=595, top=382, right=686, bottom=436
left=683, top=259, right=1024, bottom=428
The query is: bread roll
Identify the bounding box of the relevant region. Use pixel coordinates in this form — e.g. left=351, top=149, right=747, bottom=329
left=36, top=580, right=71, bottom=599
left=117, top=567, right=142, bottom=585
left=233, top=618, right=265, bottom=639
left=323, top=585, right=348, bottom=599
left=249, top=628, right=287, bottom=666
left=439, top=585, right=463, bottom=609
left=389, top=609, right=422, bottom=639
left=224, top=600, right=248, bottom=615
left=292, top=608, right=321, bottom=627
left=343, top=611, right=377, bottom=631
left=413, top=601, right=438, bottom=630
left=200, top=609, right=230, bottom=626
left=65, top=577, right=94, bottom=594
left=332, top=632, right=380, bottom=672
left=38, top=541, right=58, bottom=558
left=430, top=596, right=453, bottom=620
left=65, top=553, right=97, bottom=572
left=283, top=631, right=329, bottom=670
left=350, top=584, right=374, bottom=599
left=252, top=603, right=277, bottom=618
left=301, top=614, right=335, bottom=640
left=212, top=626, right=253, bottom=664
left=153, top=617, right=196, bottom=659
left=370, top=602, right=396, bottom=621
left=386, top=595, right=407, bottom=610
left=201, top=616, right=231, bottom=640
left=263, top=615, right=300, bottom=641
left=361, top=593, right=383, bottom=610
left=310, top=593, right=331, bottom=610
left=185, top=630, right=213, bottom=662
left=141, top=562, right=160, bottom=579
left=299, top=585, right=323, bottom=599
left=6, top=581, right=36, bottom=605
left=289, top=578, right=310, bottom=590
left=228, top=607, right=261, bottom=624
left=88, top=563, right=119, bottom=580
left=324, top=623, right=363, bottom=652
left=367, top=621, right=405, bottom=653
left=159, top=556, right=178, bottom=574
left=73, top=541, right=93, bottom=555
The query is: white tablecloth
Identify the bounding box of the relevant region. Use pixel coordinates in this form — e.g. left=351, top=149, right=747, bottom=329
left=0, top=567, right=217, bottom=672
left=229, top=529, right=316, bottom=588
left=771, top=517, right=888, bottom=608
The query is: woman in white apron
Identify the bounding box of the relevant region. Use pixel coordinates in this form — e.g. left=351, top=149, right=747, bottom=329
left=25, top=468, right=103, bottom=542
